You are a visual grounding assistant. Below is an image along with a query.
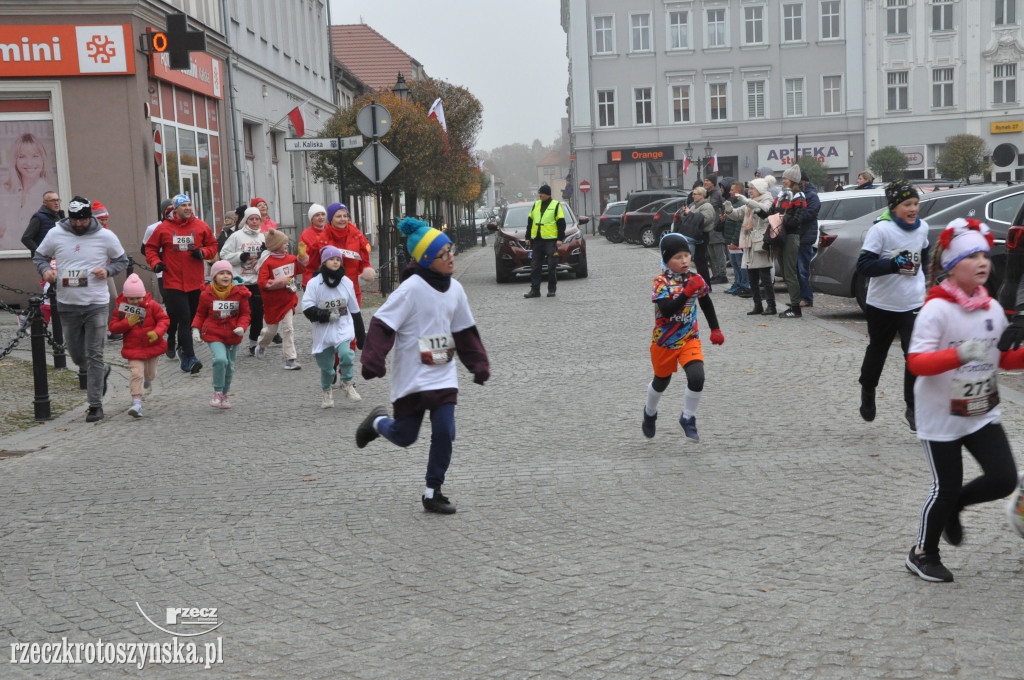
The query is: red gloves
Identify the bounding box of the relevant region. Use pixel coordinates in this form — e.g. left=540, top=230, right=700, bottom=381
left=710, top=329, right=725, bottom=346
left=682, top=274, right=705, bottom=298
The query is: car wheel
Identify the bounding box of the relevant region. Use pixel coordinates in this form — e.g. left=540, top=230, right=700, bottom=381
left=640, top=226, right=656, bottom=248
left=575, top=255, right=588, bottom=278
left=495, top=261, right=514, bottom=283
left=606, top=225, right=623, bottom=243
left=854, top=273, right=868, bottom=312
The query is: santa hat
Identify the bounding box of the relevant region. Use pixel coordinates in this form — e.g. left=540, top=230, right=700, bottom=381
left=398, top=217, right=452, bottom=267
left=939, top=218, right=994, bottom=272
left=122, top=273, right=146, bottom=297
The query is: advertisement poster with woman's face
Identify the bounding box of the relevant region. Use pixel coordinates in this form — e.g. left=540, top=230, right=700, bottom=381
left=0, top=120, right=59, bottom=253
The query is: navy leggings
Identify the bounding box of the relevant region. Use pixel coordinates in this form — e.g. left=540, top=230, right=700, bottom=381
left=378, top=403, right=456, bottom=490
left=916, top=422, right=1018, bottom=553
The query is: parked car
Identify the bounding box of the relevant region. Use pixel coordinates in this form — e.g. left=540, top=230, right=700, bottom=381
left=810, top=184, right=1023, bottom=309
left=622, top=197, right=687, bottom=247
left=624, top=189, right=687, bottom=214
left=814, top=188, right=888, bottom=229
left=598, top=200, right=626, bottom=239
left=488, top=201, right=589, bottom=283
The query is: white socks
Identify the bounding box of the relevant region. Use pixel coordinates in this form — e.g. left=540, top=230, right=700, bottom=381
left=645, top=382, right=662, bottom=416
left=683, top=387, right=702, bottom=418
left=423, top=487, right=434, bottom=499
left=372, top=416, right=386, bottom=433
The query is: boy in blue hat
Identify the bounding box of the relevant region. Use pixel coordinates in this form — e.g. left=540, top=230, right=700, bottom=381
left=356, top=218, right=490, bottom=514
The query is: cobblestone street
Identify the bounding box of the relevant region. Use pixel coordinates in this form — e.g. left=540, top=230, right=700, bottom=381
left=3, top=236, right=1024, bottom=679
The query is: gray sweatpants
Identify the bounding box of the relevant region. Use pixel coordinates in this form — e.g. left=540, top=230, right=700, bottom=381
left=58, top=303, right=108, bottom=408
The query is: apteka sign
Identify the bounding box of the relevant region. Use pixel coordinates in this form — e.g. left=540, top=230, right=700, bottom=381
left=757, top=140, right=849, bottom=170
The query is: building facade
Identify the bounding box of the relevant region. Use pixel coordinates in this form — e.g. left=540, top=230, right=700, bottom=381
left=563, top=0, right=866, bottom=213
left=864, top=0, right=1024, bottom=181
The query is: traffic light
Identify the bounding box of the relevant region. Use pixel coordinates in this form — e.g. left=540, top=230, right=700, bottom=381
left=141, top=13, right=206, bottom=70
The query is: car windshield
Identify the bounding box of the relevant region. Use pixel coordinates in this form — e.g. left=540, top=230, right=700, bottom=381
left=502, top=203, right=575, bottom=229
left=605, top=204, right=625, bottom=216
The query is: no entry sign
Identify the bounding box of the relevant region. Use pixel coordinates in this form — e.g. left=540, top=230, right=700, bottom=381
left=579, top=180, right=591, bottom=193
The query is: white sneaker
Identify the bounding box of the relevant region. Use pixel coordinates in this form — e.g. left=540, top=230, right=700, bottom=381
left=321, top=389, right=334, bottom=409
left=210, top=392, right=223, bottom=408
left=255, top=346, right=266, bottom=359
left=128, top=401, right=142, bottom=418
left=283, top=359, right=301, bottom=370
left=340, top=380, right=362, bottom=402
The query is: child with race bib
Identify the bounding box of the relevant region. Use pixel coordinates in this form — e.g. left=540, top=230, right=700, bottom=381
left=856, top=180, right=930, bottom=432
left=219, top=207, right=266, bottom=357
left=192, top=260, right=252, bottom=409
left=108, top=273, right=169, bottom=418
left=301, top=245, right=364, bottom=407
left=356, top=218, right=490, bottom=515
left=903, top=218, right=1024, bottom=582
left=256, top=228, right=307, bottom=369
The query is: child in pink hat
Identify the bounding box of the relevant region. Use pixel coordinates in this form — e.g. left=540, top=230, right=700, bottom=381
left=108, top=273, right=170, bottom=417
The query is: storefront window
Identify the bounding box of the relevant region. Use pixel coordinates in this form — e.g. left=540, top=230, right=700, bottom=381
left=163, top=125, right=179, bottom=198
left=645, top=161, right=683, bottom=190
left=198, top=132, right=214, bottom=228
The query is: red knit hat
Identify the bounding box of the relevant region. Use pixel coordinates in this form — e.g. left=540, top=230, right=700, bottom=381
left=92, top=201, right=109, bottom=218
left=250, top=197, right=267, bottom=208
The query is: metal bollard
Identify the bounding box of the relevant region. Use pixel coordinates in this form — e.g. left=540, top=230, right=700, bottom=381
left=29, top=297, right=52, bottom=421
left=48, top=286, right=66, bottom=369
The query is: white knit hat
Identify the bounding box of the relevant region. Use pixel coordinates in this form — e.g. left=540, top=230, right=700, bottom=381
left=307, top=203, right=327, bottom=222
left=782, top=165, right=802, bottom=183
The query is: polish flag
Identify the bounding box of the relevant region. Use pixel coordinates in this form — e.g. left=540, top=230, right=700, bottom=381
left=428, top=98, right=447, bottom=133
left=683, top=156, right=690, bottom=174
left=711, top=154, right=719, bottom=173
left=287, top=102, right=306, bottom=137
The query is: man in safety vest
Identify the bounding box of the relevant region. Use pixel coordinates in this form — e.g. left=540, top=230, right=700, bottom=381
left=523, top=184, right=566, bottom=298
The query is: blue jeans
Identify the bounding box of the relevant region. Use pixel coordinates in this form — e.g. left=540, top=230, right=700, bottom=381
left=208, top=342, right=239, bottom=393
left=314, top=342, right=355, bottom=390
left=798, top=243, right=815, bottom=304
left=728, top=251, right=749, bottom=288
left=378, top=402, right=456, bottom=489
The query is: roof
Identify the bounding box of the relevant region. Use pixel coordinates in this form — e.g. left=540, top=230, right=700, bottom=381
left=537, top=150, right=565, bottom=167
left=331, top=24, right=421, bottom=92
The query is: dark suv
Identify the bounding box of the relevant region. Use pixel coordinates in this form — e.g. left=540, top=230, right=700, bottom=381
left=488, top=201, right=589, bottom=283
left=622, top=197, right=687, bottom=247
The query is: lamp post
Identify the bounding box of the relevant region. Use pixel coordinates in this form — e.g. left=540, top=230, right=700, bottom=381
left=684, top=141, right=715, bottom=184
left=391, top=72, right=410, bottom=101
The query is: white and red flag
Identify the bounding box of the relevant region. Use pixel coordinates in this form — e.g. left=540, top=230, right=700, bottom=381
left=428, top=98, right=447, bottom=133
left=287, top=101, right=307, bottom=137
left=711, top=154, right=719, bottom=173
left=683, top=156, right=690, bottom=175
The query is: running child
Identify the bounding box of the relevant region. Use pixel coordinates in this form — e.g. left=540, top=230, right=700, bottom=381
left=255, top=228, right=307, bottom=369
left=355, top=217, right=490, bottom=514
left=108, top=273, right=169, bottom=417
left=191, top=260, right=252, bottom=409
left=856, top=180, right=930, bottom=431
left=904, top=218, right=1024, bottom=582
left=642, top=232, right=725, bottom=443
left=301, top=245, right=364, bottom=407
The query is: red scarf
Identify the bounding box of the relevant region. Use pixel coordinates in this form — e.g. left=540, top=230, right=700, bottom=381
left=925, top=278, right=991, bottom=311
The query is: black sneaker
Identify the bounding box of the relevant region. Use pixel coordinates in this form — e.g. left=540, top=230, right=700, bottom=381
left=248, top=345, right=257, bottom=357
left=905, top=547, right=954, bottom=582
left=779, top=307, right=802, bottom=318
left=272, top=333, right=283, bottom=344
left=679, top=414, right=699, bottom=442
left=355, top=405, right=389, bottom=448
left=165, top=346, right=176, bottom=359
left=188, top=357, right=203, bottom=375
left=547, top=290, right=556, bottom=297
left=943, top=511, right=963, bottom=546
left=85, top=405, right=104, bottom=423
left=523, top=290, right=541, bottom=299
left=860, top=387, right=876, bottom=422
left=905, top=406, right=917, bottom=433
left=422, top=490, right=456, bottom=514
left=102, top=364, right=111, bottom=396
left=642, top=408, right=657, bottom=438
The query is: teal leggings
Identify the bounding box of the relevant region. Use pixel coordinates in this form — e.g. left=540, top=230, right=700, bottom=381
left=209, top=342, right=239, bottom=393
left=315, top=343, right=355, bottom=390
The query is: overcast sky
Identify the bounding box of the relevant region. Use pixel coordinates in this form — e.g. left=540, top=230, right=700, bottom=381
left=329, top=0, right=568, bottom=152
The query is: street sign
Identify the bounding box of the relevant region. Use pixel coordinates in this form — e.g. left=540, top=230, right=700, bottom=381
left=579, top=180, right=591, bottom=193
left=356, top=103, right=391, bottom=138
left=339, top=135, right=364, bottom=149
left=353, top=141, right=400, bottom=185
left=285, top=138, right=338, bottom=152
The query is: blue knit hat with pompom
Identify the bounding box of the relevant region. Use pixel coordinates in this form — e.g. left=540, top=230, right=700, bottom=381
left=398, top=217, right=452, bottom=267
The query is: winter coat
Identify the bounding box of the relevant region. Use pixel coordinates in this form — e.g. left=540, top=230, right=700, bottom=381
left=220, top=225, right=266, bottom=284
left=299, top=225, right=326, bottom=286
left=108, top=292, right=170, bottom=359
left=734, top=192, right=776, bottom=269
left=145, top=214, right=218, bottom=292
left=257, top=253, right=303, bottom=324
left=800, top=182, right=821, bottom=246
left=192, top=280, right=252, bottom=345
left=689, top=199, right=718, bottom=234
left=316, top=222, right=371, bottom=300
left=722, top=195, right=745, bottom=246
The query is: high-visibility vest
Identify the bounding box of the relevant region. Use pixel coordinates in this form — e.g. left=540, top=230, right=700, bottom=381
left=528, top=200, right=563, bottom=240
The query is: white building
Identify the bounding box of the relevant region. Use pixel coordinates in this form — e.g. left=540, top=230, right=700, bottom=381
left=864, top=0, right=1024, bottom=181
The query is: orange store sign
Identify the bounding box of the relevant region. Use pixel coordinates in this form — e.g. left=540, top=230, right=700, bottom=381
left=0, top=24, right=135, bottom=76
left=149, top=50, right=223, bottom=100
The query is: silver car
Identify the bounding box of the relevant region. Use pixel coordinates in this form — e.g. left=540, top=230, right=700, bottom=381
left=810, top=184, right=1024, bottom=309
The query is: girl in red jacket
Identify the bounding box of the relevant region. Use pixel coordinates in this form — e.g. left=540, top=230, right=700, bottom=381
left=192, top=260, right=252, bottom=409
left=255, top=228, right=306, bottom=369
left=108, top=273, right=170, bottom=418
left=317, top=203, right=375, bottom=303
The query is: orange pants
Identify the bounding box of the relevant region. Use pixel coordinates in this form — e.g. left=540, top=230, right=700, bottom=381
left=650, top=339, right=703, bottom=378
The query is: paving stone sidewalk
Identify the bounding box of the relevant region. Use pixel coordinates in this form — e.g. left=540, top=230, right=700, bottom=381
left=2, top=238, right=1023, bottom=679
